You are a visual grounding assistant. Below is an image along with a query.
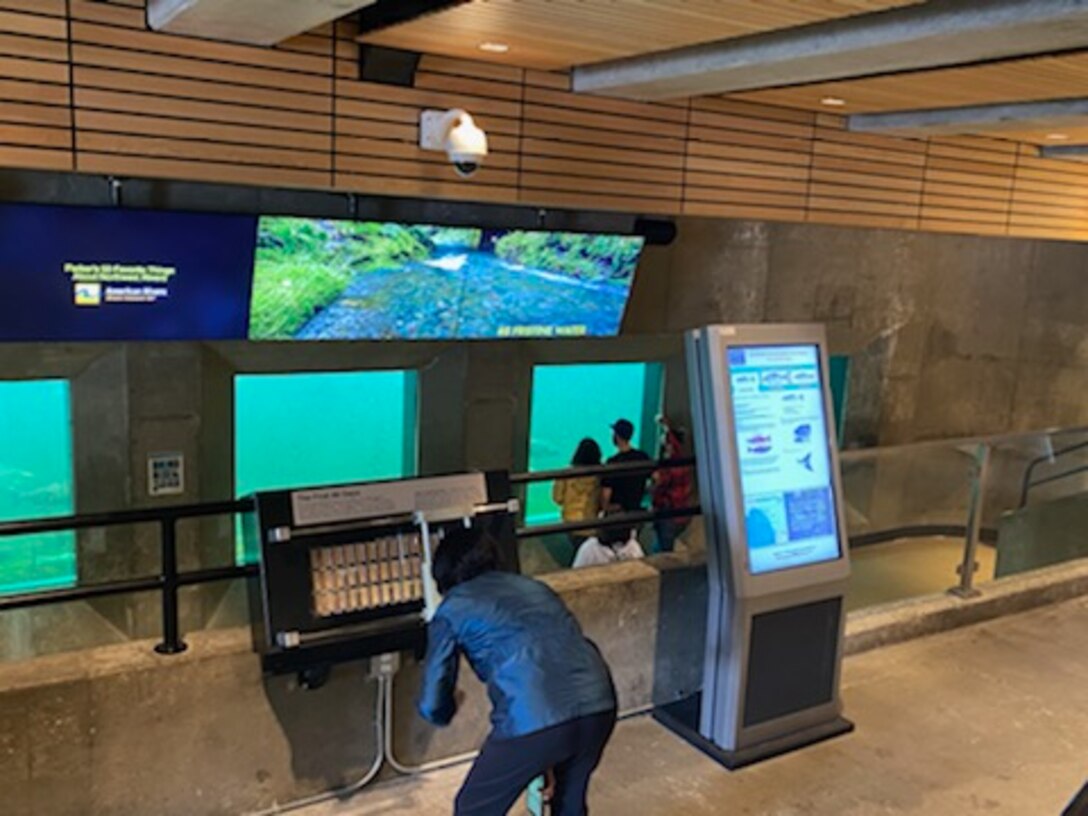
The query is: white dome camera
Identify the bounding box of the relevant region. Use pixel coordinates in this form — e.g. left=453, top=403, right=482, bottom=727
left=420, top=108, right=489, bottom=178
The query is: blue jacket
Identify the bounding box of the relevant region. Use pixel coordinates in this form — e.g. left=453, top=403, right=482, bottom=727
left=417, top=572, right=616, bottom=740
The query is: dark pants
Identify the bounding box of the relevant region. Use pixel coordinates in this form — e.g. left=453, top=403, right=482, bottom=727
left=652, top=518, right=687, bottom=554
left=455, top=709, right=617, bottom=816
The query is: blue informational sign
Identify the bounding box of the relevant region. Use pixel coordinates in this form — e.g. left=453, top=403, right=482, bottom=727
left=0, top=203, right=644, bottom=343
left=0, top=203, right=257, bottom=341
left=727, top=345, right=842, bottom=575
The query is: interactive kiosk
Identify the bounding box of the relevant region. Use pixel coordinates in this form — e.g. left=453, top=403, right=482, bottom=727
left=656, top=323, right=853, bottom=768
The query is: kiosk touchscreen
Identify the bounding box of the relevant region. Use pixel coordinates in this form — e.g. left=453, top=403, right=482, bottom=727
left=729, top=344, right=842, bottom=576
left=656, top=324, right=853, bottom=769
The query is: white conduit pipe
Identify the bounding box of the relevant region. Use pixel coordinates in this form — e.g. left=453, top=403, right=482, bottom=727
left=381, top=677, right=656, bottom=775
left=383, top=673, right=479, bottom=776
left=246, top=675, right=388, bottom=816
left=249, top=672, right=657, bottom=814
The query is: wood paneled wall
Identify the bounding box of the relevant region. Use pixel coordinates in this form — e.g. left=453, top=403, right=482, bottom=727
left=2, top=0, right=1088, bottom=240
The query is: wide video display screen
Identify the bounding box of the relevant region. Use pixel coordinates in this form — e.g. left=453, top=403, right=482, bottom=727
left=0, top=204, right=644, bottom=343
left=0, top=202, right=256, bottom=341
left=248, top=217, right=644, bottom=341
left=727, top=345, right=842, bottom=575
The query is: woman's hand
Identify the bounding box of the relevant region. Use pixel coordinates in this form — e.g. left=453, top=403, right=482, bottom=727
left=543, top=767, right=557, bottom=802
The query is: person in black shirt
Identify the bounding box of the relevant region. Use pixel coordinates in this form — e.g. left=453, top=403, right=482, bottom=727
left=600, top=418, right=651, bottom=513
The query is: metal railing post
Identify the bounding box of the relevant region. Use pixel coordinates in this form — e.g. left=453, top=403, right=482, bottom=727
left=950, top=443, right=992, bottom=599
left=154, top=516, right=188, bottom=655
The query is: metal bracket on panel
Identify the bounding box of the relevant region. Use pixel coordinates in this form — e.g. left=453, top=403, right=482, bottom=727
left=277, top=631, right=302, bottom=649
left=268, top=526, right=292, bottom=544
left=108, top=176, right=123, bottom=207
left=474, top=499, right=521, bottom=516
left=369, top=651, right=401, bottom=679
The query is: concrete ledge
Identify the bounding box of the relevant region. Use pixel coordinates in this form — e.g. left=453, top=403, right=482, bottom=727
left=845, top=556, right=1088, bottom=655
left=0, top=625, right=255, bottom=694
left=2, top=554, right=1087, bottom=816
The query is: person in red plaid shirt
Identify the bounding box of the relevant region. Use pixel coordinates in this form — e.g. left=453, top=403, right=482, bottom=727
left=651, top=417, right=694, bottom=554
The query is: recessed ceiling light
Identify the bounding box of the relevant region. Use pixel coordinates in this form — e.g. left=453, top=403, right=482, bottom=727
left=1046, top=133, right=1069, bottom=140
left=820, top=97, right=847, bottom=107
left=478, top=42, right=510, bottom=54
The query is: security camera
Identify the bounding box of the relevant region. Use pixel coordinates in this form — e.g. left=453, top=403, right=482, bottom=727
left=420, top=108, right=489, bottom=178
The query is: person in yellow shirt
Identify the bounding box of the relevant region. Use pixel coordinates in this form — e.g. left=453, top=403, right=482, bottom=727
left=552, top=438, right=602, bottom=549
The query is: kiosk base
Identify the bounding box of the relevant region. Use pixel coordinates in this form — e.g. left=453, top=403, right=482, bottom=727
left=653, top=693, right=854, bottom=770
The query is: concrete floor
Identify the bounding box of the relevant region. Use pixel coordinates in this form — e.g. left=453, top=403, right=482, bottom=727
left=294, top=595, right=1088, bottom=816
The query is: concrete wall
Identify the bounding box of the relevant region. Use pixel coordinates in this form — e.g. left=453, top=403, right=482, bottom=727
left=0, top=334, right=687, bottom=661
left=3, top=197, right=1088, bottom=657
left=654, top=219, right=1088, bottom=445
left=0, top=555, right=707, bottom=816
left=5, top=547, right=1088, bottom=816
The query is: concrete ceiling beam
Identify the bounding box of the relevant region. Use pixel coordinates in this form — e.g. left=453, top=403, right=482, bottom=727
left=148, top=0, right=377, bottom=47
left=573, top=0, right=1088, bottom=101
left=1040, top=144, right=1088, bottom=161
left=848, top=97, right=1088, bottom=136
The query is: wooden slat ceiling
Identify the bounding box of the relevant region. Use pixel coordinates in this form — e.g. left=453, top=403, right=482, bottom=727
left=359, top=0, right=919, bottom=71
left=8, top=0, right=1088, bottom=239
left=730, top=51, right=1088, bottom=145
left=1001, top=125, right=1088, bottom=145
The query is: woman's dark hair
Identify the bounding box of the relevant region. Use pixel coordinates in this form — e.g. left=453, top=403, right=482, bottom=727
left=432, top=526, right=500, bottom=595
left=601, top=524, right=632, bottom=547
left=571, top=437, right=602, bottom=467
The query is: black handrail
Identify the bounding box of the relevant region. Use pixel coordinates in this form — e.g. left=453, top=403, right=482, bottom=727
left=517, top=505, right=700, bottom=539
left=0, top=461, right=693, bottom=653
left=0, top=499, right=257, bottom=653
left=0, top=575, right=167, bottom=612
left=0, top=498, right=252, bottom=537
left=0, top=455, right=991, bottom=657
left=509, top=456, right=694, bottom=484
left=1019, top=440, right=1088, bottom=508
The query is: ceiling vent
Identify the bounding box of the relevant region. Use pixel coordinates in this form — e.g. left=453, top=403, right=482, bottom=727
left=148, top=0, right=379, bottom=47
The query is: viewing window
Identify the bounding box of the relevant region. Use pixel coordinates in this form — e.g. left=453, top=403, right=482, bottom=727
left=526, top=362, right=664, bottom=526
left=0, top=380, right=75, bottom=595
left=234, top=370, right=418, bottom=563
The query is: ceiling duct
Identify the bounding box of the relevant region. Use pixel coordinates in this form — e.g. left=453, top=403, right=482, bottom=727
left=1039, top=144, right=1088, bottom=163
left=147, top=0, right=379, bottom=47
left=849, top=97, right=1088, bottom=138
left=574, top=0, right=1088, bottom=100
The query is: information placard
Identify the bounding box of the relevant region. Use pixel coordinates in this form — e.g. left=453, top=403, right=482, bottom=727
left=727, top=345, right=842, bottom=575
left=0, top=202, right=256, bottom=341
left=290, top=474, right=488, bottom=528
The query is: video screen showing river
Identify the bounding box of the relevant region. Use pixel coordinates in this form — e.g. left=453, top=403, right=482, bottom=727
left=248, top=218, right=644, bottom=341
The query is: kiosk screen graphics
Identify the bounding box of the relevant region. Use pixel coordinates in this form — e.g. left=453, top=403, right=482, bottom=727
left=727, top=344, right=842, bottom=575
